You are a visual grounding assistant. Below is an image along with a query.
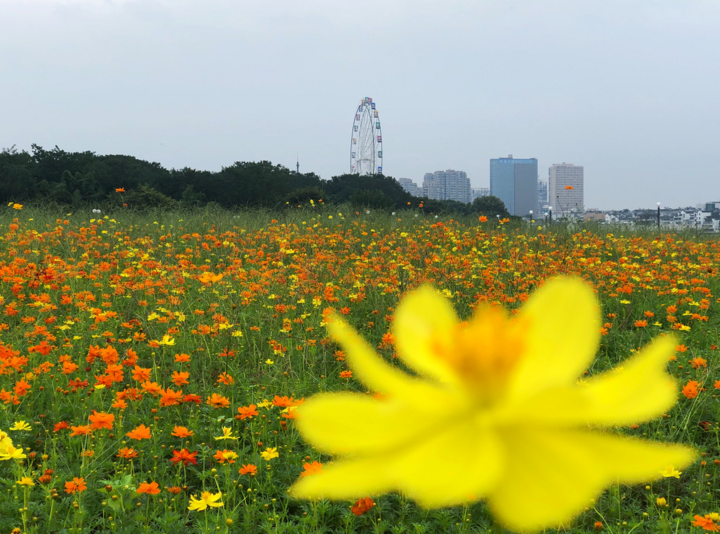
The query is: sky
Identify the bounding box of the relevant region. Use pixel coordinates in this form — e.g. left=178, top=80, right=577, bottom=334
left=1, top=0, right=719, bottom=210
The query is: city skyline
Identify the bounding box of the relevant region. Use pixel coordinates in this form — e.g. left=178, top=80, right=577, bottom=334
left=2, top=1, right=719, bottom=210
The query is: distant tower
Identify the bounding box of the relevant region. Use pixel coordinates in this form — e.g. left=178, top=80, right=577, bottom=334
left=296, top=154, right=299, bottom=174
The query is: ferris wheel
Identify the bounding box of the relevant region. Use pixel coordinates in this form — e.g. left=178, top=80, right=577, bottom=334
left=350, top=97, right=383, bottom=175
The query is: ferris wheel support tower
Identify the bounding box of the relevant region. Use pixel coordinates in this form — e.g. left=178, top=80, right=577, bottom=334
left=350, top=97, right=383, bottom=175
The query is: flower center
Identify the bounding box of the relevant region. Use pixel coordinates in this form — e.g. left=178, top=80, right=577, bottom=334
left=433, top=307, right=527, bottom=403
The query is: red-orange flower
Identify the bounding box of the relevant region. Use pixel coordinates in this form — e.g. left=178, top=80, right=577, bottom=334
left=132, top=366, right=151, bottom=382
left=692, top=515, right=720, bottom=532
left=171, top=371, right=190, bottom=386
left=169, top=448, right=198, bottom=466
left=126, top=424, right=152, bottom=440
left=351, top=497, right=375, bottom=516
left=691, top=357, right=707, bottom=369
left=171, top=426, right=194, bottom=438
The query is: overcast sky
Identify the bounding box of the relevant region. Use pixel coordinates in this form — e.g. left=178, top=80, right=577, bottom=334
left=1, top=0, right=719, bottom=210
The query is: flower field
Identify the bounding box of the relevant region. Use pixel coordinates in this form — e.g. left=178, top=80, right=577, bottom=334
left=1, top=207, right=719, bottom=533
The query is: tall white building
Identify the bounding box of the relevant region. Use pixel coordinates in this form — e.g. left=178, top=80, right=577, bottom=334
left=422, top=170, right=471, bottom=203
left=549, top=163, right=584, bottom=213
left=397, top=178, right=422, bottom=197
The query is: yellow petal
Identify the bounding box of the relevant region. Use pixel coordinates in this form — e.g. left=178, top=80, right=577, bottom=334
left=392, top=285, right=460, bottom=384
left=293, top=392, right=453, bottom=455
left=509, top=277, right=600, bottom=400
left=488, top=428, right=695, bottom=532
left=326, top=316, right=453, bottom=411
left=291, top=420, right=504, bottom=507
left=506, top=335, right=678, bottom=427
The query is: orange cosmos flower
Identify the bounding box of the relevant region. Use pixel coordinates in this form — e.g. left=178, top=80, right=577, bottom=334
left=239, top=464, right=257, bottom=476
left=175, top=353, right=191, bottom=363
left=88, top=411, right=114, bottom=430
left=141, top=381, right=163, bottom=396
left=65, top=477, right=87, bottom=494
left=171, top=371, right=190, bottom=386
left=217, top=372, right=234, bottom=385
left=690, top=357, right=707, bottom=369
left=351, top=497, right=375, bottom=516
left=170, top=448, right=198, bottom=466
left=207, top=393, right=230, bottom=409
left=159, top=388, right=183, bottom=407
left=213, top=449, right=239, bottom=464
left=172, top=426, right=194, bottom=438
left=565, top=185, right=574, bottom=190
left=692, top=514, right=720, bottom=531
left=115, top=188, right=126, bottom=193
left=167, top=486, right=182, bottom=494
left=237, top=404, right=258, bottom=420
left=300, top=461, right=323, bottom=477
left=479, top=216, right=488, bottom=222
left=70, top=425, right=92, bottom=437
left=136, top=481, right=161, bottom=495
left=132, top=366, right=151, bottom=382
left=634, top=320, right=647, bottom=328
left=117, top=447, right=138, bottom=459
left=682, top=380, right=699, bottom=399
left=340, top=370, right=353, bottom=379
left=127, top=424, right=152, bottom=440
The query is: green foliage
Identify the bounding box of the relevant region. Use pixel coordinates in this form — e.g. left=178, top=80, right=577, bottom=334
left=121, top=184, right=178, bottom=209
left=471, top=195, right=510, bottom=219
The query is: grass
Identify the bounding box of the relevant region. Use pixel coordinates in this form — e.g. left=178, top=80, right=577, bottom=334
left=0, top=204, right=718, bottom=533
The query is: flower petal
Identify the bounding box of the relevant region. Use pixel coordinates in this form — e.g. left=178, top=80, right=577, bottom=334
left=326, top=316, right=453, bottom=410
left=509, top=277, right=600, bottom=400
left=506, top=335, right=679, bottom=427
left=294, top=392, right=456, bottom=455
left=392, top=285, right=461, bottom=384
left=488, top=428, right=695, bottom=532
left=291, top=420, right=504, bottom=507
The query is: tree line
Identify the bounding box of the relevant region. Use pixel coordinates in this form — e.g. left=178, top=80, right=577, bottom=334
left=0, top=145, right=510, bottom=217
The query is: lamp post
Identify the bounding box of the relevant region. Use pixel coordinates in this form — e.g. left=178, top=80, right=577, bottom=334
left=529, top=210, right=533, bottom=221
left=548, top=206, right=553, bottom=223
left=657, top=202, right=661, bottom=230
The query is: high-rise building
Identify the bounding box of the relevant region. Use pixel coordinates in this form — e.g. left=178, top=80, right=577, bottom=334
left=538, top=180, right=548, bottom=208
left=490, top=155, right=538, bottom=216
left=472, top=187, right=490, bottom=200
left=397, top=178, right=422, bottom=197
left=549, top=163, right=584, bottom=213
left=422, top=170, right=471, bottom=203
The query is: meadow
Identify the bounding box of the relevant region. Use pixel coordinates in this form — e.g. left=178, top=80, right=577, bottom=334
left=0, top=204, right=719, bottom=534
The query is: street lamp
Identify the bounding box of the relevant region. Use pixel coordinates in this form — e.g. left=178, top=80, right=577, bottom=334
left=529, top=210, right=533, bottom=221
left=548, top=206, right=553, bottom=223
left=657, top=202, right=661, bottom=229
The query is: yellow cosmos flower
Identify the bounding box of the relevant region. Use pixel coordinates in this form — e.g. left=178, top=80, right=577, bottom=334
left=10, top=421, right=31, bottom=431
left=157, top=335, right=175, bottom=346
left=261, top=447, right=279, bottom=461
left=17, top=477, right=35, bottom=486
left=290, top=277, right=695, bottom=532
left=187, top=491, right=223, bottom=511
left=0, top=443, right=26, bottom=461
left=214, top=427, right=239, bottom=441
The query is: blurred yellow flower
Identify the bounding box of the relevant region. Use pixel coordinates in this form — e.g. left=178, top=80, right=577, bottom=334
left=660, top=465, right=681, bottom=478
left=17, top=477, right=35, bottom=486
left=290, top=277, right=695, bottom=532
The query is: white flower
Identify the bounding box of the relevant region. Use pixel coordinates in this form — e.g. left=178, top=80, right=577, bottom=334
left=391, top=212, right=396, bottom=216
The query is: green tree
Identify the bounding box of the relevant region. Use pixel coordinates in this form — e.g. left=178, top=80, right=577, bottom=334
left=471, top=195, right=510, bottom=219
